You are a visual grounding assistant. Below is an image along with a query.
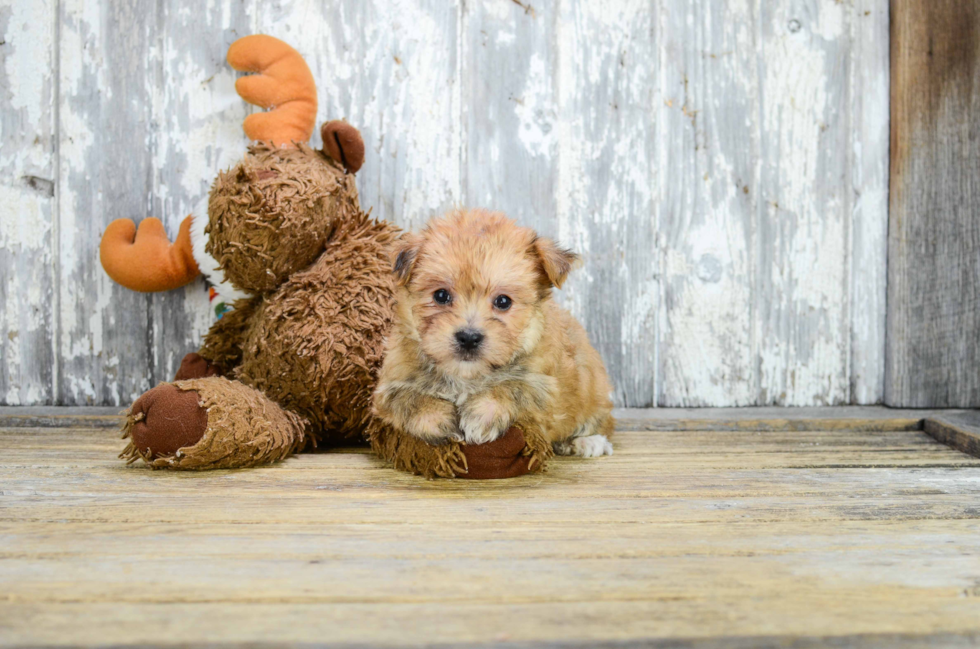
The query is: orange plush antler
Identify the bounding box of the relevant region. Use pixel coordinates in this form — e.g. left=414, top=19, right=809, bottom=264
left=227, top=35, right=317, bottom=146
left=100, top=217, right=200, bottom=292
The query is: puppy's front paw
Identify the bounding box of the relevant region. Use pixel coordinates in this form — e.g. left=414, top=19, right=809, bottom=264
left=553, top=434, right=613, bottom=458
left=406, top=400, right=460, bottom=445
left=459, top=396, right=511, bottom=445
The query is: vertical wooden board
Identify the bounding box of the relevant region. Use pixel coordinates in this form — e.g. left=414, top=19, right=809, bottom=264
left=848, top=0, right=888, bottom=405
left=755, top=0, right=851, bottom=406
left=147, top=1, right=255, bottom=383
left=58, top=0, right=158, bottom=405
left=656, top=0, right=759, bottom=407
left=556, top=1, right=657, bottom=407
left=462, top=0, right=558, bottom=235
left=255, top=0, right=462, bottom=232
left=0, top=0, right=56, bottom=405
left=887, top=0, right=980, bottom=408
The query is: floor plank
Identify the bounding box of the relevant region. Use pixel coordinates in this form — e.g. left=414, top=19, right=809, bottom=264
left=1, top=424, right=980, bottom=647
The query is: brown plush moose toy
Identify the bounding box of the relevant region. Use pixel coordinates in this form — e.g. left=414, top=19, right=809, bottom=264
left=98, top=35, right=547, bottom=478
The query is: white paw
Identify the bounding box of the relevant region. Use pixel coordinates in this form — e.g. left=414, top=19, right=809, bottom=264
left=407, top=407, right=461, bottom=444
left=559, top=434, right=613, bottom=458
left=459, top=415, right=507, bottom=445
left=459, top=399, right=508, bottom=445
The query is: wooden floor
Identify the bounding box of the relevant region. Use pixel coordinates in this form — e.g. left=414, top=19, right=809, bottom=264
left=3, top=414, right=980, bottom=647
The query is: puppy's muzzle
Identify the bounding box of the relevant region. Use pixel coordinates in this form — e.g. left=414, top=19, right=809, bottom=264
left=455, top=328, right=485, bottom=355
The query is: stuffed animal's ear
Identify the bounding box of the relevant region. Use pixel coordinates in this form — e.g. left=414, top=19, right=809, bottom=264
left=532, top=237, right=580, bottom=289
left=392, top=233, right=421, bottom=286
left=321, top=120, right=365, bottom=173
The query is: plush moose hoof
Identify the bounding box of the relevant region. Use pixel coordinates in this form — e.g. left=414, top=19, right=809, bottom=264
left=121, top=377, right=309, bottom=470
left=457, top=427, right=533, bottom=479
left=173, top=352, right=223, bottom=380
left=127, top=384, right=208, bottom=458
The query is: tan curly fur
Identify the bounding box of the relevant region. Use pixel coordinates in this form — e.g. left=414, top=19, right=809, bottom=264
left=373, top=209, right=615, bottom=457
left=366, top=417, right=468, bottom=478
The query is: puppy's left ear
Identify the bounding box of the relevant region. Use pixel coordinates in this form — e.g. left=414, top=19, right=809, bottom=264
left=392, top=233, right=421, bottom=286
left=532, top=237, right=580, bottom=289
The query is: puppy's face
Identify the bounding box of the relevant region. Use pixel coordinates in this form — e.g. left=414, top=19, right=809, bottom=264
left=393, top=209, right=578, bottom=380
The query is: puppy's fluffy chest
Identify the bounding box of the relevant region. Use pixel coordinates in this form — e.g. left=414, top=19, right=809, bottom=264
left=418, top=363, right=558, bottom=409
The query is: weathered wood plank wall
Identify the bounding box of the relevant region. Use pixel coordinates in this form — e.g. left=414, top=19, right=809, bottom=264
left=0, top=0, right=889, bottom=408
left=0, top=1, right=57, bottom=406
left=887, top=0, right=980, bottom=408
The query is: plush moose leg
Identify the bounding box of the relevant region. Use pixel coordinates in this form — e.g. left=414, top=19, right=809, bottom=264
left=366, top=418, right=467, bottom=478
left=120, top=377, right=308, bottom=470
left=367, top=418, right=553, bottom=480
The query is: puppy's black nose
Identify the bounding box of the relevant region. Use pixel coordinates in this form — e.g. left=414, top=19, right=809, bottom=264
left=455, top=328, right=485, bottom=351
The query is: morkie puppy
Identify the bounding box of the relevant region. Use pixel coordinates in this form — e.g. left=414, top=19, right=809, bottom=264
left=373, top=208, right=614, bottom=459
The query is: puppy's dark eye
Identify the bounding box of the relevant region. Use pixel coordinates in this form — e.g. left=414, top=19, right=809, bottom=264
left=433, top=289, right=452, bottom=305
left=493, top=295, right=512, bottom=311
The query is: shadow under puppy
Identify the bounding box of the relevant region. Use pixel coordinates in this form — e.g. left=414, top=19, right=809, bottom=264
left=373, top=208, right=614, bottom=465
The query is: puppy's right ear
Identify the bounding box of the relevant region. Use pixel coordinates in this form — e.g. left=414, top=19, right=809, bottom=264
left=532, top=237, right=580, bottom=289
left=392, top=233, right=421, bottom=286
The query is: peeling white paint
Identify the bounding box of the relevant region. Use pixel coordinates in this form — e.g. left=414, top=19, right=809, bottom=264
left=554, top=0, right=659, bottom=406
left=2, top=1, right=52, bottom=143
left=515, top=53, right=554, bottom=158
left=1, top=0, right=890, bottom=407
left=755, top=1, right=851, bottom=405
left=848, top=0, right=889, bottom=405
left=0, top=185, right=49, bottom=251
left=0, top=0, right=56, bottom=404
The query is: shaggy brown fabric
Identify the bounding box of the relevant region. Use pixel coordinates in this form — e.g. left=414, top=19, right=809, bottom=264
left=173, top=352, right=223, bottom=381
left=120, top=377, right=308, bottom=470
left=197, top=296, right=260, bottom=372
left=206, top=142, right=352, bottom=293
left=367, top=418, right=468, bottom=479
left=321, top=120, right=365, bottom=173
left=234, top=210, right=401, bottom=441
left=125, top=384, right=209, bottom=457
left=516, top=418, right=555, bottom=473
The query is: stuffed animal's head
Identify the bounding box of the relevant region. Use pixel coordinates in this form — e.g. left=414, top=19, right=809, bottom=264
left=99, top=35, right=367, bottom=297
left=204, top=131, right=360, bottom=294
